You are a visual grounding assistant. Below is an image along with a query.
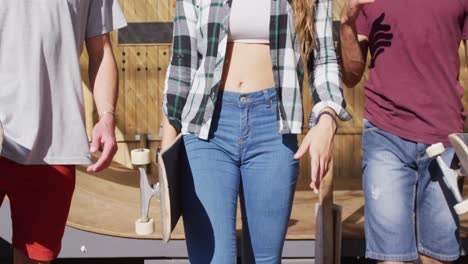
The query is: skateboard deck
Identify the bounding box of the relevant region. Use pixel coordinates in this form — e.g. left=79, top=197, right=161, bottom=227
left=157, top=134, right=185, bottom=242
left=446, top=133, right=468, bottom=215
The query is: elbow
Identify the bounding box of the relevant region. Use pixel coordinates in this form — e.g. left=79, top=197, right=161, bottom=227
left=342, top=74, right=361, bottom=88
left=341, top=64, right=365, bottom=88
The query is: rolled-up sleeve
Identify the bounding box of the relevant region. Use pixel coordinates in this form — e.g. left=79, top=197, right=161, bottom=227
left=308, top=0, right=351, bottom=127
left=163, top=0, right=199, bottom=132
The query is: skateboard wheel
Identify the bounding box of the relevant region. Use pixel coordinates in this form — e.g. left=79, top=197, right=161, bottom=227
left=454, top=200, right=468, bottom=215
left=135, top=218, right=155, bottom=235
left=426, top=143, right=445, bottom=158
left=131, top=148, right=151, bottom=165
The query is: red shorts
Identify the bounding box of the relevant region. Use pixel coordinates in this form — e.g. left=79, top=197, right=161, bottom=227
left=0, top=158, right=75, bottom=261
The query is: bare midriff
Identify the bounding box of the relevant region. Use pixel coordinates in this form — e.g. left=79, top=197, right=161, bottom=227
left=221, top=42, right=275, bottom=93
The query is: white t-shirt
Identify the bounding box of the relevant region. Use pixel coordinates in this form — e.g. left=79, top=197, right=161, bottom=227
left=0, top=0, right=127, bottom=165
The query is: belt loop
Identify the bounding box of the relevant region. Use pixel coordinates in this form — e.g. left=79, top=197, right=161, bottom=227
left=263, top=89, right=271, bottom=108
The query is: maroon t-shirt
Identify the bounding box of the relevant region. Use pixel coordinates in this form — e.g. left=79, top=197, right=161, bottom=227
left=356, top=0, right=468, bottom=145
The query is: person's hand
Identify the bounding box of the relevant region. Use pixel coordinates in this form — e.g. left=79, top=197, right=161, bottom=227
left=294, top=112, right=337, bottom=193
left=342, top=0, right=375, bottom=24
left=87, top=114, right=118, bottom=172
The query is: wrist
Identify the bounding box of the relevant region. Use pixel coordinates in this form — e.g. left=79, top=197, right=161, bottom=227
left=318, top=116, right=336, bottom=135
left=316, top=111, right=338, bottom=134
left=99, top=112, right=116, bottom=126
left=99, top=110, right=116, bottom=120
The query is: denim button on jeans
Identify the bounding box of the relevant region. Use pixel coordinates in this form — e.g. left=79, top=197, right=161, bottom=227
left=182, top=88, right=299, bottom=264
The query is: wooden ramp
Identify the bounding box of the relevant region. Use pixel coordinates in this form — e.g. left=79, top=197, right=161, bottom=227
left=67, top=164, right=468, bottom=241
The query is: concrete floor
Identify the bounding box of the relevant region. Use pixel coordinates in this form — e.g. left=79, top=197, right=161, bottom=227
left=47, top=256, right=467, bottom=264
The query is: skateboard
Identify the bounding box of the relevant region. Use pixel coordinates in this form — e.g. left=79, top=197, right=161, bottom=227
left=131, top=134, right=184, bottom=242
left=427, top=133, right=468, bottom=215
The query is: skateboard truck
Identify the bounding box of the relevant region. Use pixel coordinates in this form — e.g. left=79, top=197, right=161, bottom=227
left=427, top=140, right=468, bottom=215
left=131, top=134, right=184, bottom=242
left=131, top=148, right=159, bottom=235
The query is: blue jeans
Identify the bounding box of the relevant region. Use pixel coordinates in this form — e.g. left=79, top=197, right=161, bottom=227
left=362, top=119, right=460, bottom=261
left=182, top=88, right=299, bottom=264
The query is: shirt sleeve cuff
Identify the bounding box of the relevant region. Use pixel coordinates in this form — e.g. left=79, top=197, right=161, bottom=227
left=309, top=101, right=352, bottom=128
left=167, top=118, right=182, bottom=133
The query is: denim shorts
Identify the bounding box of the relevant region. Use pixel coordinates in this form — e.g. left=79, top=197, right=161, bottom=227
left=362, top=119, right=460, bottom=261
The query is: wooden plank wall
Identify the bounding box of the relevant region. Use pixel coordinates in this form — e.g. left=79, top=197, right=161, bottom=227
left=80, top=0, right=468, bottom=190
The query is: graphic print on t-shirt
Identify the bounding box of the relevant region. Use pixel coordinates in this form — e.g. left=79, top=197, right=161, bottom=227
left=355, top=0, right=468, bottom=145
left=369, top=13, right=393, bottom=68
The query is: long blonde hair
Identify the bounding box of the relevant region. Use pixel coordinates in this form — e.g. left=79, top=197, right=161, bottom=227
left=292, top=0, right=316, bottom=62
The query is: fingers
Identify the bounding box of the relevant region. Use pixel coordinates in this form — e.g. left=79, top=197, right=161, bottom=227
left=310, top=154, right=319, bottom=193
left=294, top=138, right=310, bottom=160
left=323, top=158, right=330, bottom=177
left=319, top=158, right=325, bottom=188
left=311, top=152, right=334, bottom=194
left=87, top=138, right=117, bottom=172
left=348, top=0, right=375, bottom=17
left=89, top=132, right=101, bottom=154
left=87, top=120, right=117, bottom=173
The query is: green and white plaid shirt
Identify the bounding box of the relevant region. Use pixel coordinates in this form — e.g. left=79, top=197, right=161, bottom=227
left=163, top=0, right=351, bottom=139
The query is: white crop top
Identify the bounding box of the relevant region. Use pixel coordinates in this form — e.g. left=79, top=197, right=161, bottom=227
left=228, top=0, right=270, bottom=43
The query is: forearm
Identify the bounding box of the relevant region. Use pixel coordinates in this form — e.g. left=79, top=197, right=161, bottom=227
left=309, top=0, right=351, bottom=126
left=340, top=19, right=366, bottom=88
left=88, top=40, right=118, bottom=116
left=161, top=115, right=178, bottom=150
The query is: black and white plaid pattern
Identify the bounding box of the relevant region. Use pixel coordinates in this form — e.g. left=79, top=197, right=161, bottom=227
left=163, top=0, right=351, bottom=139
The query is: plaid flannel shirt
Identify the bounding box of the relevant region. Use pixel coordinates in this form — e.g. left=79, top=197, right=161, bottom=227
left=163, top=0, right=351, bottom=139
